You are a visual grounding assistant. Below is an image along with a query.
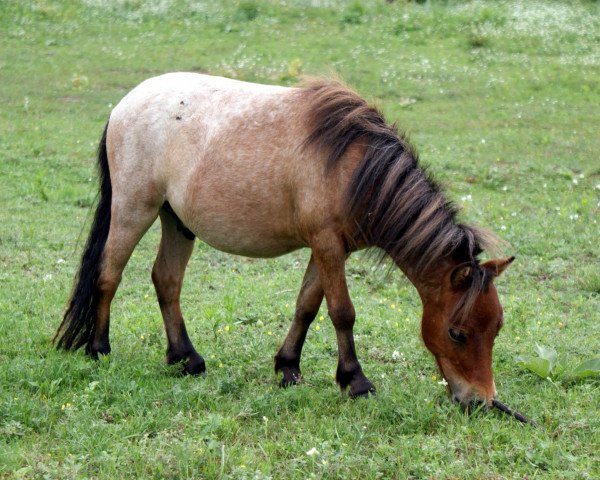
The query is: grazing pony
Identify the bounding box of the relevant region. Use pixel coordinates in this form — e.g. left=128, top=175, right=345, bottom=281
left=54, top=73, right=514, bottom=405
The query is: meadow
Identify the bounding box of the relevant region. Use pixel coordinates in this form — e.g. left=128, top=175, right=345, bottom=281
left=1, top=0, right=599, bottom=478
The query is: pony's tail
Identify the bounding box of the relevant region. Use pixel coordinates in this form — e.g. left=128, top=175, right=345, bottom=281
left=53, top=121, right=112, bottom=352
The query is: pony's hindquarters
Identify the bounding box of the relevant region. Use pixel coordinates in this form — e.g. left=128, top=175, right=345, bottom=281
left=54, top=123, right=112, bottom=354
left=54, top=121, right=158, bottom=356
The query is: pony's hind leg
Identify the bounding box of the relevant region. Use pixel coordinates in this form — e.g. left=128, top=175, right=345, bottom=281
left=152, top=205, right=205, bottom=375
left=90, top=203, right=159, bottom=356
left=54, top=122, right=160, bottom=357
left=274, top=255, right=324, bottom=386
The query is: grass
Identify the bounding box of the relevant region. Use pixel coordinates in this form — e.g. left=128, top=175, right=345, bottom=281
left=1, top=0, right=599, bottom=478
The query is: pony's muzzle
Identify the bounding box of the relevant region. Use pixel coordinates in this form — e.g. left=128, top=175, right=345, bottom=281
left=447, top=376, right=496, bottom=408
left=452, top=395, right=492, bottom=412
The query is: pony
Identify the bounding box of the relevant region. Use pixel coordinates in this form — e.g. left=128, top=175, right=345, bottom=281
left=54, top=73, right=514, bottom=406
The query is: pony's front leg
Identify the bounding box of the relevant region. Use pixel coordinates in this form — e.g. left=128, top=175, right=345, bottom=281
left=275, top=255, right=324, bottom=386
left=310, top=231, right=376, bottom=398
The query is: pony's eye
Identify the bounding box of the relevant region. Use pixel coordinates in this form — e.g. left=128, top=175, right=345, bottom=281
left=448, top=327, right=467, bottom=344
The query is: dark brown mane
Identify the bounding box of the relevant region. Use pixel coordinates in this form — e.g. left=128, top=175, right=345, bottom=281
left=302, top=79, right=500, bottom=319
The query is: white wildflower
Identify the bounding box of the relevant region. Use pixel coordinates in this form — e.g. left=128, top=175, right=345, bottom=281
left=306, top=447, right=318, bottom=456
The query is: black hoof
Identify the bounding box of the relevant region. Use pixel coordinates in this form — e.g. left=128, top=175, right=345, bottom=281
left=167, top=350, right=206, bottom=376
left=349, top=384, right=377, bottom=399
left=274, top=354, right=302, bottom=387
left=337, top=365, right=375, bottom=398
left=86, top=341, right=111, bottom=359
left=278, top=367, right=302, bottom=388
left=182, top=353, right=206, bottom=376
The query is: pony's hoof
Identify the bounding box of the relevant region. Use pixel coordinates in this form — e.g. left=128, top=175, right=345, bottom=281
left=182, top=353, right=206, bottom=376
left=337, top=366, right=375, bottom=398
left=279, top=368, right=302, bottom=388
left=86, top=341, right=111, bottom=360
left=348, top=378, right=376, bottom=399
left=166, top=349, right=205, bottom=375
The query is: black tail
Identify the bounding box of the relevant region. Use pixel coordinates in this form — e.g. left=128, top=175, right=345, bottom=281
left=54, top=122, right=111, bottom=351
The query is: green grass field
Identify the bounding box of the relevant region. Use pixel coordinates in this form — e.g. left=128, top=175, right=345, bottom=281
left=1, top=1, right=599, bottom=478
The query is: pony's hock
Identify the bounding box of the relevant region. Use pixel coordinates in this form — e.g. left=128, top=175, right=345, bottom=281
left=55, top=73, right=515, bottom=409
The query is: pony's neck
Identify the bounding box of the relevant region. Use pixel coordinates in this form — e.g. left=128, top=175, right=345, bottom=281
left=392, top=253, right=466, bottom=303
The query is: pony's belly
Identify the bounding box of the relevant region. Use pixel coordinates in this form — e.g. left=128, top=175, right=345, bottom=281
left=192, top=221, right=305, bottom=258
left=181, top=195, right=305, bottom=257
left=198, top=236, right=303, bottom=258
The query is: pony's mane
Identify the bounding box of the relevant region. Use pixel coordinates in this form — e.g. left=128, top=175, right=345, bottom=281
left=301, top=79, right=500, bottom=304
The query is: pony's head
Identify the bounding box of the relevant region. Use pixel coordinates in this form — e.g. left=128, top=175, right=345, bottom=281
left=420, top=256, right=514, bottom=407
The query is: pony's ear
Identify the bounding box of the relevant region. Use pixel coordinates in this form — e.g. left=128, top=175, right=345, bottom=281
left=450, top=264, right=473, bottom=291
left=481, top=256, right=515, bottom=277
